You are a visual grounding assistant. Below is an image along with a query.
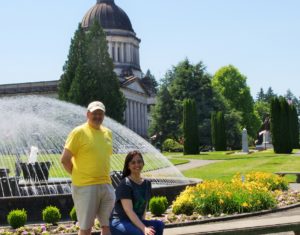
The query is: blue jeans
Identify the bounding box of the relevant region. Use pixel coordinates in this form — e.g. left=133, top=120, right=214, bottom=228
left=110, top=218, right=164, bottom=235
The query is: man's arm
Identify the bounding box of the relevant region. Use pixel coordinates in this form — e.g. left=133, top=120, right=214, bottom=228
left=60, top=148, right=73, bottom=174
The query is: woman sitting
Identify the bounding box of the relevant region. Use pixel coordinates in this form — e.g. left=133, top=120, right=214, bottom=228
left=110, top=150, right=164, bottom=235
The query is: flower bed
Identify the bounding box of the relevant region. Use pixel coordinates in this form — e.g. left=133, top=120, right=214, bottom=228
left=0, top=172, right=299, bottom=235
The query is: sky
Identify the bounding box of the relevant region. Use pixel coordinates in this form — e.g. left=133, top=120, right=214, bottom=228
left=0, top=0, right=300, bottom=98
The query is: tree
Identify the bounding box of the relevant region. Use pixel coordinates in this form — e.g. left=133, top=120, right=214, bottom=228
left=265, top=87, right=277, bottom=103
left=149, top=85, right=179, bottom=143
left=254, top=101, right=270, bottom=122
left=141, top=69, right=158, bottom=95
left=58, top=24, right=86, bottom=100
left=284, top=89, right=300, bottom=115
left=211, top=111, right=226, bottom=151
left=256, top=88, right=265, bottom=101
left=271, top=97, right=293, bottom=153
left=212, top=65, right=260, bottom=137
left=270, top=97, right=281, bottom=153
left=291, top=105, right=300, bottom=148
left=59, top=21, right=125, bottom=123
left=183, top=99, right=199, bottom=154
left=150, top=59, right=214, bottom=145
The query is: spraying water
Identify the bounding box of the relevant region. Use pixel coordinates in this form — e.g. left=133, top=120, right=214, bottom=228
left=0, top=96, right=189, bottom=197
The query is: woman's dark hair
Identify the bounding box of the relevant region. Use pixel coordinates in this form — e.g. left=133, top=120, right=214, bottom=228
left=122, top=150, right=144, bottom=179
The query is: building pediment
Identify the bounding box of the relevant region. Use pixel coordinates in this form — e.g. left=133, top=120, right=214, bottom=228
left=121, top=76, right=149, bottom=95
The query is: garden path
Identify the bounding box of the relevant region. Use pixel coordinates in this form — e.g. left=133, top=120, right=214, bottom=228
left=175, top=159, right=222, bottom=172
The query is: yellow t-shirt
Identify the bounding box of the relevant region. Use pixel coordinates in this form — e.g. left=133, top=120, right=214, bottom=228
left=65, top=123, right=112, bottom=186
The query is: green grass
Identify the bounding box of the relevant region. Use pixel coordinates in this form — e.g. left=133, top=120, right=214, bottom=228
left=178, top=151, right=300, bottom=182
left=169, top=158, right=190, bottom=165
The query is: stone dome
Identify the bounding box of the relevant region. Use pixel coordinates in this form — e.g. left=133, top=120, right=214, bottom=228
left=82, top=0, right=134, bottom=32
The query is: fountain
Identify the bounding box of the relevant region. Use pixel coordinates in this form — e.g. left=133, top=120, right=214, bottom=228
left=0, top=96, right=198, bottom=223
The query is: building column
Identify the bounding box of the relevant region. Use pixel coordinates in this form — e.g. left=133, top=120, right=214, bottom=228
left=141, top=103, right=145, bottom=137
left=125, top=100, right=130, bottom=127
left=137, top=102, right=141, bottom=135
left=130, top=100, right=133, bottom=130
left=114, top=42, right=118, bottom=62
left=144, top=104, right=148, bottom=135
left=120, top=43, right=124, bottom=63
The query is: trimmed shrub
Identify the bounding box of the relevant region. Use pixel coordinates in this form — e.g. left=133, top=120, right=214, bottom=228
left=183, top=99, right=199, bottom=155
left=42, top=206, right=61, bottom=225
left=149, top=196, right=168, bottom=216
left=7, top=209, right=27, bottom=229
left=162, top=139, right=183, bottom=152
left=69, top=207, right=77, bottom=221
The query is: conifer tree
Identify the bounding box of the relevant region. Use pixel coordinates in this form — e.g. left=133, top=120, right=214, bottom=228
left=211, top=111, right=226, bottom=151
left=59, top=24, right=86, bottom=100
left=183, top=99, right=199, bottom=155
left=217, top=111, right=226, bottom=150
left=271, top=97, right=281, bottom=153
left=59, top=21, right=126, bottom=123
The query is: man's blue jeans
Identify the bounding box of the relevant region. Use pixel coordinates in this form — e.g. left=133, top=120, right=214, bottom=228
left=110, top=218, right=164, bottom=235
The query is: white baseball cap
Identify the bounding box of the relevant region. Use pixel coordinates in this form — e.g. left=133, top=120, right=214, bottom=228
left=87, top=101, right=106, bottom=112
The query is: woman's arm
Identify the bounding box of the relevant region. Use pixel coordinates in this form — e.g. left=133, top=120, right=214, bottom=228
left=121, top=199, right=155, bottom=235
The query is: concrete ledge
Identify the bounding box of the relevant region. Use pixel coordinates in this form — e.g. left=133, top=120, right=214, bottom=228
left=165, top=202, right=300, bottom=229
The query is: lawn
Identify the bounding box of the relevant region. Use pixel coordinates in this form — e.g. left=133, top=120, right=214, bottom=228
left=165, top=150, right=300, bottom=182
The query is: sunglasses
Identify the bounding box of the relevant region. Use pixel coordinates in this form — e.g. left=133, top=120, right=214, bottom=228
left=129, top=159, right=143, bottom=165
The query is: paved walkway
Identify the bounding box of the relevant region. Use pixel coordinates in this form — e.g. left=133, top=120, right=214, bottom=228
left=175, top=159, right=222, bottom=171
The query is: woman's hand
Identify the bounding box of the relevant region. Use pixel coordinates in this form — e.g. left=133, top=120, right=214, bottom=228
left=144, top=226, right=155, bottom=235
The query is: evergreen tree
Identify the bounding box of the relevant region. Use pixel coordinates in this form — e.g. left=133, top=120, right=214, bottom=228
left=59, top=24, right=86, bottom=100
left=141, top=69, right=158, bottom=95
left=183, top=99, right=199, bottom=154
left=211, top=111, right=226, bottom=151
left=211, top=112, right=217, bottom=150
left=256, top=88, right=265, bottom=101
left=149, top=59, right=214, bottom=145
left=271, top=97, right=293, bottom=153
left=217, top=111, right=226, bottom=150
left=84, top=21, right=125, bottom=122
left=59, top=21, right=125, bottom=123
left=279, top=97, right=292, bottom=153
left=265, top=87, right=277, bottom=103
left=271, top=97, right=281, bottom=153
left=290, top=105, right=299, bottom=148
left=148, top=85, right=178, bottom=142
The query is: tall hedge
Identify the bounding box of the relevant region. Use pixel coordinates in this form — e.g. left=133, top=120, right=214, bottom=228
left=271, top=97, right=293, bottom=153
left=290, top=105, right=300, bottom=148
left=183, top=99, right=199, bottom=155
left=211, top=111, right=226, bottom=151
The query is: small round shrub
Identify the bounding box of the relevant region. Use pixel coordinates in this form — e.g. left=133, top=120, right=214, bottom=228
left=162, top=139, right=183, bottom=152
left=42, top=206, right=61, bottom=225
left=7, top=209, right=27, bottom=229
left=149, top=196, right=168, bottom=216
left=69, top=207, right=77, bottom=221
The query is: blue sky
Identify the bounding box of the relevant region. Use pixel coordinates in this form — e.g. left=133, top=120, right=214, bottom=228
left=0, top=0, right=299, bottom=98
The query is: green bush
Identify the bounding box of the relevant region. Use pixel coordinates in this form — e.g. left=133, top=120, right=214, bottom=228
left=149, top=196, right=168, bottom=216
left=42, top=206, right=61, bottom=225
left=7, top=209, right=27, bottom=229
left=162, top=139, right=183, bottom=152
left=69, top=207, right=77, bottom=221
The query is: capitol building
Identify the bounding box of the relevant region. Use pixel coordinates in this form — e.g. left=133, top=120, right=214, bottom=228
left=0, top=0, right=154, bottom=138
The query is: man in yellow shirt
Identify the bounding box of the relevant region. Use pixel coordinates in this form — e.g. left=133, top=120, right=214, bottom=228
left=61, top=101, right=115, bottom=235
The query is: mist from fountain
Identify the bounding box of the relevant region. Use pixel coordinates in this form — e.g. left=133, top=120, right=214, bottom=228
left=0, top=95, right=190, bottom=198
